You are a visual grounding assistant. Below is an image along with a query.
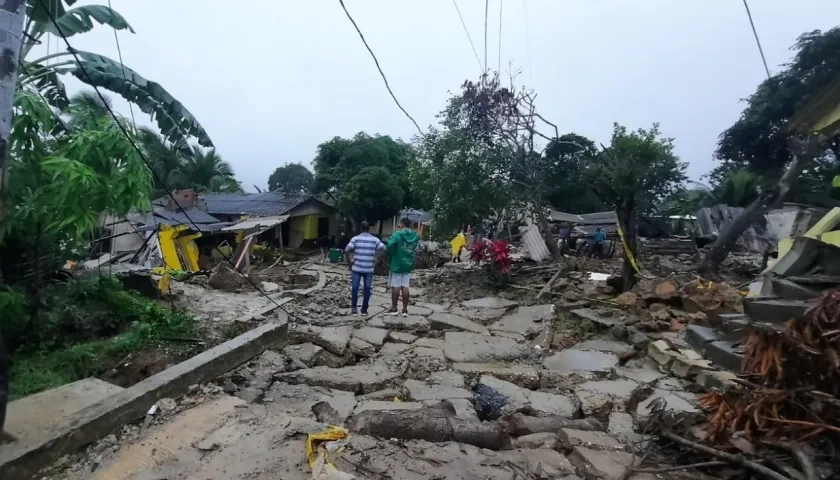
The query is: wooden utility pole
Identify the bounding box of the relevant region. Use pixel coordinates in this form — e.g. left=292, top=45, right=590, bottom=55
left=0, top=0, right=26, bottom=216
left=0, top=0, right=26, bottom=435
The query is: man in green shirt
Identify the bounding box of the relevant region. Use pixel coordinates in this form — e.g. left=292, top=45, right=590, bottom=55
left=386, top=217, right=420, bottom=316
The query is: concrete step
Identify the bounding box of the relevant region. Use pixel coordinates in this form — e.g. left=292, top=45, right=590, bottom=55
left=6, top=378, right=124, bottom=445
left=743, top=297, right=810, bottom=325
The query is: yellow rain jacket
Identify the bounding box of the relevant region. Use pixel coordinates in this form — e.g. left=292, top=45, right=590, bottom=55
left=451, top=232, right=467, bottom=257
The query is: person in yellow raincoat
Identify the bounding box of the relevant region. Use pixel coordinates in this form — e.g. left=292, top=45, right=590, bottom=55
left=450, top=229, right=467, bottom=263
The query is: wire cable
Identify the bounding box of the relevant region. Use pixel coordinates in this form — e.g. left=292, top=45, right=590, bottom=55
left=451, top=0, right=484, bottom=73
left=497, top=0, right=503, bottom=73
left=338, top=0, right=424, bottom=138
left=107, top=0, right=136, bottom=127
left=36, top=0, right=285, bottom=311
left=741, top=0, right=771, bottom=80
left=522, top=0, right=533, bottom=84
left=484, top=0, right=489, bottom=74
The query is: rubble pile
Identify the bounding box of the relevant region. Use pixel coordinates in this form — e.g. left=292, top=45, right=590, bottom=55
left=700, top=288, right=840, bottom=445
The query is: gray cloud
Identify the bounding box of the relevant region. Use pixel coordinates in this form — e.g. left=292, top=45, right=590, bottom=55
left=51, top=0, right=840, bottom=191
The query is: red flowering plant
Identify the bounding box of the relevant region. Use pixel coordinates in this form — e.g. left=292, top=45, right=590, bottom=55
left=468, top=238, right=512, bottom=282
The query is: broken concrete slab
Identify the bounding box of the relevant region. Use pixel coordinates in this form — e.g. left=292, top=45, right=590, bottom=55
left=575, top=379, right=639, bottom=415
left=352, top=400, right=423, bottom=415
left=405, top=304, right=434, bottom=316
left=378, top=342, right=413, bottom=356
left=571, top=446, right=634, bottom=480
left=348, top=337, right=376, bottom=357
left=441, top=398, right=479, bottom=421
left=461, top=296, right=518, bottom=309
left=498, top=448, right=576, bottom=477
left=387, top=331, right=417, bottom=343
left=5, top=378, right=124, bottom=446
left=428, top=312, right=489, bottom=334
left=410, top=346, right=449, bottom=372
left=282, top=342, right=323, bottom=367
left=478, top=375, right=531, bottom=413
left=512, top=432, right=559, bottom=450
left=614, top=366, right=666, bottom=384
left=0, top=321, right=289, bottom=480
left=276, top=364, right=401, bottom=394
left=289, top=324, right=354, bottom=355
left=637, top=389, right=698, bottom=421
left=543, top=349, right=618, bottom=374
left=428, top=371, right=466, bottom=388
left=403, top=379, right=473, bottom=402
left=452, top=363, right=540, bottom=389
left=743, top=298, right=809, bottom=325
left=527, top=390, right=578, bottom=418
left=489, top=304, right=554, bottom=339
left=414, top=337, right=446, bottom=350
left=573, top=339, right=633, bottom=356
left=558, top=429, right=624, bottom=451
left=311, top=348, right=353, bottom=368
left=352, top=326, right=389, bottom=347
left=442, top=332, right=530, bottom=363
left=358, top=388, right=403, bottom=401
left=381, top=314, right=430, bottom=332
left=571, top=308, right=622, bottom=327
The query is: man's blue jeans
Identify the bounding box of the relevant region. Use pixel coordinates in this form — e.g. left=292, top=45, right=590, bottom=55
left=351, top=271, right=373, bottom=313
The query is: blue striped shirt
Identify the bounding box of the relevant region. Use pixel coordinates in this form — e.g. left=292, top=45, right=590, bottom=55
left=345, top=233, right=385, bottom=273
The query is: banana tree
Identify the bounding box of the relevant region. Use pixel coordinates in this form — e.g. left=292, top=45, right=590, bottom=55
left=17, top=0, right=213, bottom=147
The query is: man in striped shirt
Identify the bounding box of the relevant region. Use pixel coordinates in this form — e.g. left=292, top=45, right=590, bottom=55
left=344, top=221, right=386, bottom=316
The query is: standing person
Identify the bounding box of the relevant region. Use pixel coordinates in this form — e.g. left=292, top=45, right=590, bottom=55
left=450, top=229, right=466, bottom=263
left=344, top=221, right=385, bottom=316
left=386, top=217, right=420, bottom=316
left=591, top=227, right=606, bottom=258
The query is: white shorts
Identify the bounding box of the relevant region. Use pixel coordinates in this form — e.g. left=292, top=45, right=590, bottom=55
left=388, top=272, right=411, bottom=288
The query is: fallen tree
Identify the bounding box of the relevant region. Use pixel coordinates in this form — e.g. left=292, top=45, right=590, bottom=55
left=346, top=408, right=513, bottom=450
left=698, top=135, right=824, bottom=279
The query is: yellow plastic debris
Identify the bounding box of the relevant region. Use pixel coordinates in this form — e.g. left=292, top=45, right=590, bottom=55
left=393, top=397, right=402, bottom=403
left=307, top=426, right=354, bottom=480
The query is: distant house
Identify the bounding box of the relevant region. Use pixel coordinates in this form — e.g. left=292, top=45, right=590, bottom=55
left=200, top=192, right=337, bottom=249
left=372, top=208, right=433, bottom=238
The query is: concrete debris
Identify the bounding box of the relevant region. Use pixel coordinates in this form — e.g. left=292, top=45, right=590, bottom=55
left=442, top=331, right=530, bottom=363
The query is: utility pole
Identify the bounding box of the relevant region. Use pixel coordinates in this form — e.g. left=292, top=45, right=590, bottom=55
left=0, top=0, right=26, bottom=435
left=0, top=0, right=26, bottom=214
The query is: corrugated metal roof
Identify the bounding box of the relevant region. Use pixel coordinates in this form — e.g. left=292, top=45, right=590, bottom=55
left=221, top=215, right=289, bottom=232
left=400, top=208, right=433, bottom=224
left=126, top=206, right=229, bottom=232
left=201, top=192, right=320, bottom=216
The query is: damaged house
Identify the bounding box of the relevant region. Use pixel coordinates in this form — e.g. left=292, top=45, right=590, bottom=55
left=94, top=189, right=337, bottom=274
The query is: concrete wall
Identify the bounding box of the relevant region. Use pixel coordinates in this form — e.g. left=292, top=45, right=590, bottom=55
left=99, top=214, right=145, bottom=254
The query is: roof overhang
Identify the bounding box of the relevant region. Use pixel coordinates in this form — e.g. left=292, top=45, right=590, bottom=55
left=221, top=215, right=289, bottom=232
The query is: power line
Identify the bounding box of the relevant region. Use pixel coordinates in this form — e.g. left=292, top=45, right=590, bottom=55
left=741, top=0, right=772, bottom=80
left=338, top=0, right=424, bottom=138
left=484, top=0, right=489, bottom=74
left=522, top=0, right=533, bottom=84
left=35, top=0, right=286, bottom=312
left=107, top=0, right=136, bottom=127
left=497, top=0, right=503, bottom=73
left=451, top=0, right=484, bottom=73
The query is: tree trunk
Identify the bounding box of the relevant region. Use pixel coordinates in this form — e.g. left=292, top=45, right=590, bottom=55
left=347, top=409, right=513, bottom=450
left=698, top=138, right=820, bottom=279
left=617, top=209, right=638, bottom=291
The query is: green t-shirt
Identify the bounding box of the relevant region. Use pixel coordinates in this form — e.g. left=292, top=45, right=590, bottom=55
left=386, top=228, right=420, bottom=274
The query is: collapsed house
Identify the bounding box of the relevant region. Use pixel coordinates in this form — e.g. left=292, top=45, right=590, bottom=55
left=93, top=190, right=338, bottom=275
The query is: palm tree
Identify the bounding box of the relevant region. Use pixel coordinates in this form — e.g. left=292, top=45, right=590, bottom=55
left=17, top=1, right=212, bottom=148
left=172, top=147, right=241, bottom=193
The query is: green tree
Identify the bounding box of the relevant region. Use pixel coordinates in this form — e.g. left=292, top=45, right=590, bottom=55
left=2, top=90, right=152, bottom=306
left=543, top=133, right=604, bottom=213
left=589, top=123, right=687, bottom=287
left=313, top=132, right=414, bottom=227
left=172, top=147, right=241, bottom=193
left=713, top=28, right=840, bottom=188
left=18, top=0, right=213, bottom=147
left=267, top=162, right=314, bottom=193
left=336, top=167, right=405, bottom=230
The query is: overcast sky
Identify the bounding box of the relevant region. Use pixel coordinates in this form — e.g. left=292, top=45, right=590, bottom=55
left=53, top=1, right=840, bottom=192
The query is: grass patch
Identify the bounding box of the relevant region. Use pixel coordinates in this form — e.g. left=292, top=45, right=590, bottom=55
left=5, top=277, right=197, bottom=399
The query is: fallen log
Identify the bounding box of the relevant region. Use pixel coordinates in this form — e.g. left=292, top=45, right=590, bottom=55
left=503, top=413, right=604, bottom=436
left=346, top=409, right=513, bottom=450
